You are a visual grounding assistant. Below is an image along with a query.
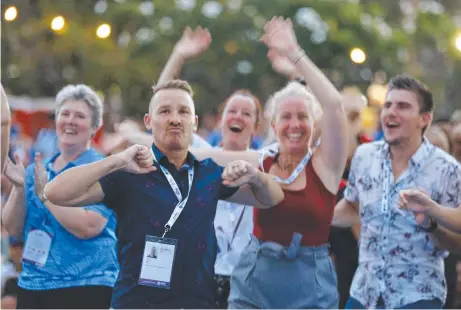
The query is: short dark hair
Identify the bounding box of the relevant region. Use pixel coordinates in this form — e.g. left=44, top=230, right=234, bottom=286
left=388, top=75, right=433, bottom=113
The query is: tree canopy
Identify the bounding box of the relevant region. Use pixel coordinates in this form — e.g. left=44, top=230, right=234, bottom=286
left=2, top=0, right=461, bottom=120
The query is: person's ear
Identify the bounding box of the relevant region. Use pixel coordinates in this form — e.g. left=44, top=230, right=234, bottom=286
left=144, top=113, right=152, bottom=131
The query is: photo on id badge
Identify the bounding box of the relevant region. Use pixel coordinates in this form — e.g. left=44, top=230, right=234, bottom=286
left=148, top=246, right=158, bottom=259
left=139, top=236, right=177, bottom=289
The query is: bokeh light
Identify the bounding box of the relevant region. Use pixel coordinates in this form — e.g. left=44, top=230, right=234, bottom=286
left=51, top=16, right=65, bottom=32
left=350, top=48, right=367, bottom=64
left=96, top=24, right=111, bottom=39
left=4, top=6, right=18, bottom=21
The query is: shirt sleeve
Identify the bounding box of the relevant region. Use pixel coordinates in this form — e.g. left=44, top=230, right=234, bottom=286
left=99, top=170, right=125, bottom=211
left=344, top=151, right=360, bottom=204
left=439, top=163, right=461, bottom=208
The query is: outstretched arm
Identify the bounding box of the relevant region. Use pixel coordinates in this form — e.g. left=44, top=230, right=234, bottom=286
left=44, top=145, right=156, bottom=207
left=400, top=189, right=461, bottom=234
left=190, top=147, right=260, bottom=168
left=261, top=17, right=348, bottom=192
left=430, top=225, right=461, bottom=255
left=32, top=153, right=110, bottom=239
left=399, top=193, right=461, bottom=254
left=157, top=26, right=211, bottom=85
left=221, top=160, right=283, bottom=209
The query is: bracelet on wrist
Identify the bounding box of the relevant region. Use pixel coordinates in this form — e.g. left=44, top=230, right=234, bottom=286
left=288, top=48, right=305, bottom=64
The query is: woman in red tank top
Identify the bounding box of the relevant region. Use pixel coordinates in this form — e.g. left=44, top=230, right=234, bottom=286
left=192, top=16, right=348, bottom=309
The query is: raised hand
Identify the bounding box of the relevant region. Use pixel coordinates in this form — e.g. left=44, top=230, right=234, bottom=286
left=267, top=49, right=299, bottom=79
left=3, top=154, right=25, bottom=187
left=261, top=17, right=299, bottom=56
left=174, top=26, right=212, bottom=60
left=222, top=160, right=258, bottom=187
left=114, top=144, right=157, bottom=174
left=34, top=153, right=48, bottom=200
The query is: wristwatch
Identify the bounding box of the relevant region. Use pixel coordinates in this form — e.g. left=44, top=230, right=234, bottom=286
left=422, top=217, right=438, bottom=233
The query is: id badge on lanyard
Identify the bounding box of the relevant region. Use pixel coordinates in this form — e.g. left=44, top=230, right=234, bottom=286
left=138, top=236, right=178, bottom=289
left=138, top=153, right=194, bottom=289
left=22, top=229, right=52, bottom=267
left=23, top=164, right=55, bottom=267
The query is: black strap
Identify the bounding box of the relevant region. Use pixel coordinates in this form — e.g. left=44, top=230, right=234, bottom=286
left=228, top=206, right=247, bottom=251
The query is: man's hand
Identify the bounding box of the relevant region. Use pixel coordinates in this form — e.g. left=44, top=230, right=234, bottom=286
left=222, top=160, right=258, bottom=187
left=3, top=154, right=25, bottom=188
left=173, top=26, right=211, bottom=60
left=399, top=189, right=435, bottom=229
left=114, top=145, right=157, bottom=174
left=399, top=189, right=436, bottom=214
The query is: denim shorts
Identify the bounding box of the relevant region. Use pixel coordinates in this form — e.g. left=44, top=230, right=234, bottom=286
left=228, top=235, right=339, bottom=309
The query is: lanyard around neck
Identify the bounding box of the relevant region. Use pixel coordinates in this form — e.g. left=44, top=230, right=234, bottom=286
left=380, top=143, right=433, bottom=213
left=259, top=145, right=312, bottom=185
left=153, top=152, right=194, bottom=238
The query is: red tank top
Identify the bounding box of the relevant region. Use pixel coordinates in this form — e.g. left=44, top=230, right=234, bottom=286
left=253, top=156, right=337, bottom=246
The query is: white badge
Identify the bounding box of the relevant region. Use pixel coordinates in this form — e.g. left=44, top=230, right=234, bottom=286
left=22, top=229, right=52, bottom=267
left=138, top=236, right=178, bottom=289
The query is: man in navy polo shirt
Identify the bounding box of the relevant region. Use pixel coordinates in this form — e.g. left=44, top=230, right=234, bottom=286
left=44, top=80, right=284, bottom=309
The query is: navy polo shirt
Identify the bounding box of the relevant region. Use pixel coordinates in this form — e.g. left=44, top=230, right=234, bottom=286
left=99, top=143, right=238, bottom=309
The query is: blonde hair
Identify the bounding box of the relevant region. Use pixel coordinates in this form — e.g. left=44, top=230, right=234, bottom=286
left=150, top=79, right=194, bottom=113
left=264, top=81, right=323, bottom=146
left=152, top=79, right=194, bottom=97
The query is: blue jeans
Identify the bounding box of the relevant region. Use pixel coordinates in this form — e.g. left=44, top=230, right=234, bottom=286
left=345, top=297, right=443, bottom=309
left=228, top=235, right=338, bottom=309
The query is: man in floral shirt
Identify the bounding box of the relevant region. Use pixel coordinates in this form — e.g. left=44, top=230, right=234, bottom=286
left=333, top=75, right=461, bottom=309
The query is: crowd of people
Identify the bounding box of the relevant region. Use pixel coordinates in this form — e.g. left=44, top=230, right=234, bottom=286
left=1, top=16, right=461, bottom=309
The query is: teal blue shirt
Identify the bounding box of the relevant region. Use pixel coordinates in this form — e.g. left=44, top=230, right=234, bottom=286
left=19, top=148, right=119, bottom=290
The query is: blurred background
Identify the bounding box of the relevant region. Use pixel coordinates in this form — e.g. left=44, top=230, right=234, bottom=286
left=2, top=0, right=461, bottom=146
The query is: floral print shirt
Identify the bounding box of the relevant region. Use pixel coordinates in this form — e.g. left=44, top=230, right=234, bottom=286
left=344, top=138, right=461, bottom=308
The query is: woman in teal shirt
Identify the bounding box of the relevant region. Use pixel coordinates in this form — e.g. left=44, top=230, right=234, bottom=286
left=2, top=84, right=118, bottom=309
